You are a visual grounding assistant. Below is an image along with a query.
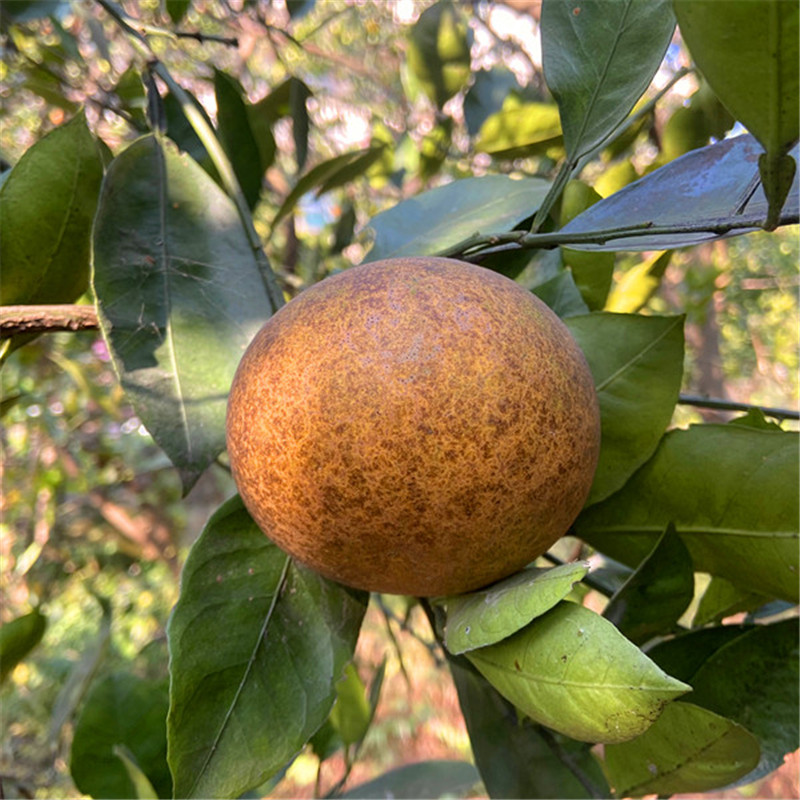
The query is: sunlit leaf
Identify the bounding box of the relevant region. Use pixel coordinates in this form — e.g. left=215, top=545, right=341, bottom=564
left=464, top=68, right=520, bottom=136
left=476, top=102, right=563, bottom=160
left=167, top=496, right=367, bottom=798
left=329, top=662, right=371, bottom=747
left=693, top=576, right=769, bottom=627
left=605, top=251, right=671, bottom=313
left=562, top=249, right=615, bottom=311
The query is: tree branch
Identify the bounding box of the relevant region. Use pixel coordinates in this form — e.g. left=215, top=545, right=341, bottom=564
left=0, top=305, right=99, bottom=337
left=678, top=393, right=799, bottom=421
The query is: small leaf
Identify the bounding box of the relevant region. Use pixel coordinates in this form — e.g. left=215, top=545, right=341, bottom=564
left=70, top=673, right=171, bottom=800
left=163, top=89, right=219, bottom=181
left=364, top=175, right=550, bottom=262
left=329, top=662, right=371, bottom=747
left=467, top=601, right=690, bottom=744
left=605, top=250, right=671, bottom=313
left=603, top=525, right=694, bottom=644
left=167, top=496, right=367, bottom=799
left=443, top=562, right=589, bottom=655
left=340, top=760, right=480, bottom=800
left=164, top=0, right=190, bottom=24
left=475, top=102, right=563, bottom=160
left=603, top=702, right=761, bottom=797
left=565, top=313, right=685, bottom=505
left=92, top=135, right=274, bottom=489
left=0, top=609, right=47, bottom=682
left=576, top=424, right=800, bottom=602
left=290, top=78, right=311, bottom=172
left=113, top=745, right=160, bottom=800
left=542, top=0, right=675, bottom=160
left=463, top=68, right=520, bottom=136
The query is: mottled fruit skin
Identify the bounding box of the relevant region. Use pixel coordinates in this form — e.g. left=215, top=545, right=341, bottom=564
left=226, top=257, right=600, bottom=597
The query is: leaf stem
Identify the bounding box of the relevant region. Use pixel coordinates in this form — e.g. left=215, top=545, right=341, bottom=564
left=536, top=726, right=606, bottom=799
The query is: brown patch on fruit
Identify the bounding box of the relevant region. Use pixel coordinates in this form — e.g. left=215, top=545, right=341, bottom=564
left=226, top=257, right=600, bottom=596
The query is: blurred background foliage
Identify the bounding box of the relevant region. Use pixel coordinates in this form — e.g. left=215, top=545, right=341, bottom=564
left=0, top=0, right=797, bottom=797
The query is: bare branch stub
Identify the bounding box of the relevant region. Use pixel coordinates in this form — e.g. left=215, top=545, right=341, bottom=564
left=0, top=305, right=100, bottom=337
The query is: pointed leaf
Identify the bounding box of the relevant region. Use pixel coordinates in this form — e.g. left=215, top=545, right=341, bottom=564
left=0, top=609, right=47, bottom=682
left=92, top=135, right=273, bottom=488
left=163, top=90, right=220, bottom=182
left=603, top=702, right=761, bottom=797
left=531, top=269, right=590, bottom=318
left=541, top=0, right=675, bottom=159
left=329, top=662, right=371, bottom=747
left=0, top=111, right=103, bottom=305
left=341, top=760, right=480, bottom=800
left=364, top=175, right=550, bottom=262
left=603, top=525, right=694, bottom=644
left=167, top=496, right=367, bottom=799
left=565, top=313, right=684, bottom=504
left=576, top=424, right=800, bottom=602
left=467, top=601, right=690, bottom=744
left=561, top=135, right=800, bottom=251
left=443, top=562, right=589, bottom=655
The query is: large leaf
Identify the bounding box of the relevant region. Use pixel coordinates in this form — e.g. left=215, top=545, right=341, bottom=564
left=0, top=110, right=103, bottom=305
left=565, top=313, right=684, bottom=504
left=70, top=673, right=171, bottom=799
left=167, top=496, right=368, bottom=799
left=92, top=135, right=274, bottom=488
left=341, top=760, right=480, bottom=799
left=576, top=424, right=800, bottom=602
left=467, top=601, right=690, bottom=744
left=449, top=655, right=609, bottom=798
left=364, top=175, right=550, bottom=262
left=561, top=135, right=800, bottom=251
left=603, top=702, right=761, bottom=797
left=442, top=562, right=588, bottom=655
left=541, top=0, right=675, bottom=160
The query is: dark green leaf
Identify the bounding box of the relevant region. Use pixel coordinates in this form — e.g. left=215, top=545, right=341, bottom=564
left=165, top=0, right=191, bottom=24
left=286, top=0, right=315, bottom=19
left=464, top=68, right=520, bottom=136
left=21, top=63, right=79, bottom=112
left=364, top=175, right=550, bottom=262
left=418, top=117, right=453, bottom=181
left=576, top=424, right=800, bottom=602
left=0, top=609, right=47, bottom=682
left=167, top=496, right=367, bottom=798
left=603, top=702, right=761, bottom=797
left=467, top=601, right=690, bottom=744
left=443, top=562, right=588, bottom=655
left=565, top=313, right=684, bottom=504
left=449, top=656, right=608, bottom=798
left=113, top=66, right=148, bottom=131
left=0, top=110, right=103, bottom=305
left=290, top=78, right=311, bottom=172
left=1, top=0, right=66, bottom=23
left=214, top=70, right=262, bottom=209
left=407, top=1, right=472, bottom=109
left=92, top=135, right=273, bottom=488
left=70, top=673, right=171, bottom=799
left=113, top=745, right=159, bottom=800
left=531, top=269, right=590, bottom=318
left=341, top=760, right=480, bottom=799
left=603, top=525, right=694, bottom=644
left=541, top=0, right=675, bottom=159
left=163, top=89, right=220, bottom=181
left=561, top=135, right=800, bottom=251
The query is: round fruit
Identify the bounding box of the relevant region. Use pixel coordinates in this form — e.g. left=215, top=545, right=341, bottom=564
left=226, top=256, right=600, bottom=597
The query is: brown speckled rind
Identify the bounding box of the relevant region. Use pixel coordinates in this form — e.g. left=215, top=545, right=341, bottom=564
left=226, top=257, right=600, bottom=596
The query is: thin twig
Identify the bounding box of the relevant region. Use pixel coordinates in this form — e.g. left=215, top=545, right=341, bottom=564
left=678, top=393, right=799, bottom=421
left=0, top=305, right=99, bottom=337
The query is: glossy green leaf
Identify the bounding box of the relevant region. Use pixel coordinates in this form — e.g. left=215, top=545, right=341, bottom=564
left=531, top=269, right=590, bottom=318
left=449, top=656, right=608, bottom=798
left=689, top=619, right=799, bottom=786
left=576, top=424, right=800, bottom=601
left=561, top=249, right=615, bottom=311
left=565, top=313, right=684, bottom=505
left=167, top=496, right=367, bottom=799
left=214, top=70, right=262, bottom=209
left=605, top=250, right=671, bottom=313
left=443, top=562, right=589, bottom=655
left=603, top=701, right=761, bottom=797
left=0, top=609, right=47, bottom=682
left=464, top=68, right=520, bottom=136
left=693, top=576, right=769, bottom=627
left=0, top=110, right=103, bottom=305
left=476, top=102, right=563, bottom=160
left=407, top=1, right=472, bottom=109
left=561, top=135, right=800, bottom=251
left=341, top=760, right=480, bottom=799
left=467, top=601, right=690, bottom=744
left=364, top=175, right=550, bottom=262
left=603, top=525, right=694, bottom=644
left=541, top=0, right=675, bottom=159
left=92, top=135, right=274, bottom=489
left=70, top=673, right=171, bottom=799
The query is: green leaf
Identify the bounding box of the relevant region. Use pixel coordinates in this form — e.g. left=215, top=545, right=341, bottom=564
left=605, top=250, right=671, bottom=313
left=163, top=89, right=220, bottom=181
left=561, top=248, right=615, bottom=311
left=603, top=525, right=694, bottom=644
left=475, top=102, right=563, bottom=160
left=113, top=745, right=160, bottom=800
left=341, top=760, right=480, bottom=799
left=418, top=116, right=453, bottom=181
left=364, top=175, right=550, bottom=262
left=329, top=662, right=371, bottom=747
left=70, top=673, right=171, bottom=800
left=463, top=68, right=520, bottom=136
left=541, top=0, right=675, bottom=160
left=693, top=576, right=769, bottom=627
left=467, top=601, right=690, bottom=744
left=407, top=1, right=472, bottom=109
left=576, top=424, right=800, bottom=602
left=561, top=135, right=800, bottom=251
left=214, top=70, right=262, bottom=209
left=688, top=619, right=799, bottom=786
left=0, top=110, right=103, bottom=305
left=443, top=562, right=589, bottom=655
left=164, top=0, right=191, bottom=24
left=565, top=313, right=684, bottom=505
left=603, top=701, right=761, bottom=797
left=449, top=656, right=608, bottom=798
left=290, top=78, right=311, bottom=172
left=92, top=135, right=273, bottom=489
left=167, top=496, right=367, bottom=799
left=0, top=609, right=47, bottom=682
left=21, top=63, right=79, bottom=113
left=531, top=269, right=590, bottom=318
